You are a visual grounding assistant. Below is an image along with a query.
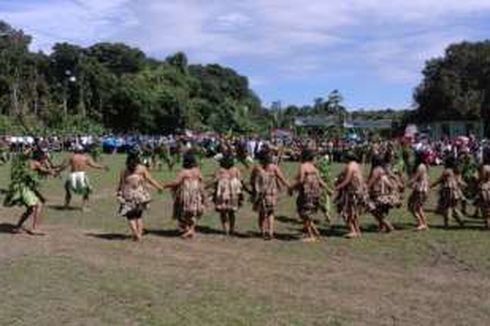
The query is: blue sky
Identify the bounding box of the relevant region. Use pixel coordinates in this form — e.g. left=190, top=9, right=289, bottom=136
left=2, top=0, right=490, bottom=109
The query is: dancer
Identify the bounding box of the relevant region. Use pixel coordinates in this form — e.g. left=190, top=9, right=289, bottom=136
left=407, top=151, right=430, bottom=231
left=60, top=145, right=108, bottom=210
left=212, top=153, right=244, bottom=236
left=476, top=150, right=490, bottom=229
left=317, top=153, right=333, bottom=223
left=291, top=149, right=330, bottom=242
left=164, top=153, right=205, bottom=239
left=250, top=148, right=290, bottom=240
left=431, top=157, right=465, bottom=228
left=367, top=155, right=397, bottom=233
left=335, top=151, right=367, bottom=238
left=459, top=150, right=478, bottom=216
left=117, top=152, right=162, bottom=241
left=4, top=148, right=57, bottom=235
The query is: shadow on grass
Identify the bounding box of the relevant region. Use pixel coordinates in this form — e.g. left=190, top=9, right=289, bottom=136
left=0, top=223, right=17, bottom=234
left=429, top=224, right=488, bottom=231
left=85, top=232, right=131, bottom=240
left=245, top=230, right=300, bottom=241
left=47, top=205, right=82, bottom=211
left=275, top=215, right=302, bottom=226
left=145, top=229, right=181, bottom=238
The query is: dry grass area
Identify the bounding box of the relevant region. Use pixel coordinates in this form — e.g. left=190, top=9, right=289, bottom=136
left=1, top=155, right=489, bottom=325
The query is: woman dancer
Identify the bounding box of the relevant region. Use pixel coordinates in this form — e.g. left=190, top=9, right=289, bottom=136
left=335, top=151, right=368, bottom=238
left=212, top=153, right=244, bottom=236
left=250, top=148, right=290, bottom=240
left=407, top=151, right=430, bottom=231
left=291, top=149, right=330, bottom=242
left=117, top=152, right=162, bottom=241
left=164, top=153, right=205, bottom=239
left=431, top=157, right=465, bottom=228
left=367, top=155, right=397, bottom=233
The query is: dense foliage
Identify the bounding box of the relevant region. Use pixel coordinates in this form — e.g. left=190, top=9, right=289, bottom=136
left=414, top=41, right=490, bottom=123
left=0, top=21, right=262, bottom=134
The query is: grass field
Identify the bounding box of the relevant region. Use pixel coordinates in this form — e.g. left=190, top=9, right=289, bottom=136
left=1, top=154, right=489, bottom=326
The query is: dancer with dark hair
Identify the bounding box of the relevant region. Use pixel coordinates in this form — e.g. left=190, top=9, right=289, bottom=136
left=164, top=153, right=206, bottom=239
left=4, top=148, right=57, bottom=235
left=407, top=151, right=430, bottom=231
left=367, top=154, right=397, bottom=233
left=250, top=148, right=290, bottom=240
left=291, top=149, right=330, bottom=242
left=60, top=145, right=108, bottom=211
left=117, top=152, right=162, bottom=241
left=476, top=148, right=490, bottom=229
left=431, top=156, right=465, bottom=228
left=212, top=153, right=245, bottom=236
left=335, top=151, right=368, bottom=238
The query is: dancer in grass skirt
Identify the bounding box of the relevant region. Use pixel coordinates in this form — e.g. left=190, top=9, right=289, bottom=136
left=212, top=153, right=245, bottom=236
left=164, top=153, right=206, bottom=239
left=367, top=155, right=397, bottom=233
left=476, top=150, right=490, bottom=229
left=250, top=148, right=290, bottom=240
left=431, top=157, right=465, bottom=228
left=117, top=152, right=162, bottom=241
left=291, top=149, right=330, bottom=242
left=4, top=148, right=57, bottom=235
left=335, top=151, right=369, bottom=238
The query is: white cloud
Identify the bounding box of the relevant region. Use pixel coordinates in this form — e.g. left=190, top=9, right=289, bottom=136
left=1, top=0, right=490, bottom=103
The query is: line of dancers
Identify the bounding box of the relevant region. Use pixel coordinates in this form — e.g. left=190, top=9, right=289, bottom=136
left=3, top=145, right=490, bottom=241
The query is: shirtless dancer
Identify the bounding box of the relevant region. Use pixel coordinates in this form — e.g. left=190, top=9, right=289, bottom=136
left=60, top=146, right=108, bottom=210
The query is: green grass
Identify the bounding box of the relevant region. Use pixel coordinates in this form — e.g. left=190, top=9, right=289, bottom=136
left=0, top=155, right=489, bottom=326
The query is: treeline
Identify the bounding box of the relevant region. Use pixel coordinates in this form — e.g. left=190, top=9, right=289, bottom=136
left=414, top=40, right=490, bottom=124
left=0, top=21, right=263, bottom=134
left=2, top=19, right=490, bottom=135
left=266, top=89, right=408, bottom=130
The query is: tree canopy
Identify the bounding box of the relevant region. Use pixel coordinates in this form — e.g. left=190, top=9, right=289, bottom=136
left=414, top=41, right=490, bottom=123
left=0, top=21, right=262, bottom=134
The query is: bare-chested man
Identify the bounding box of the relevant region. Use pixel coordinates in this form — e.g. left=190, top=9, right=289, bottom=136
left=59, top=146, right=108, bottom=210
left=5, top=148, right=57, bottom=235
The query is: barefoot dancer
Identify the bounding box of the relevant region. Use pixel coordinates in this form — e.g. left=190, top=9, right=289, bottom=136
left=476, top=151, right=490, bottom=229
left=335, top=151, right=367, bottom=238
left=117, top=152, right=162, bottom=241
left=431, top=157, right=466, bottom=228
left=4, top=149, right=56, bottom=235
left=250, top=148, right=290, bottom=240
left=407, top=151, right=430, bottom=231
left=60, top=145, right=108, bottom=210
left=317, top=153, right=333, bottom=223
left=212, top=154, right=244, bottom=236
left=367, top=155, right=397, bottom=233
left=164, top=153, right=205, bottom=239
left=291, top=149, right=330, bottom=242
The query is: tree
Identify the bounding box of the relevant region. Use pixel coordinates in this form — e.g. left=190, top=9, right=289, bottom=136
left=414, top=41, right=490, bottom=122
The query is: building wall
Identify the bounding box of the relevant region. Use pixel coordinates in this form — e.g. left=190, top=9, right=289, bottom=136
left=423, top=121, right=484, bottom=140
